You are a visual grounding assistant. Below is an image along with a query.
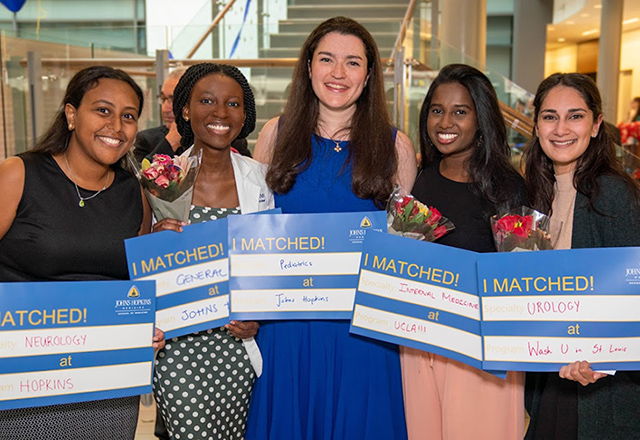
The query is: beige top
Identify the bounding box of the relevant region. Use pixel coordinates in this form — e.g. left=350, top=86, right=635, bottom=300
left=550, top=171, right=577, bottom=250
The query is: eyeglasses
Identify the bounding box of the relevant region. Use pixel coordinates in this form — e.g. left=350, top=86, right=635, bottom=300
left=157, top=94, right=173, bottom=105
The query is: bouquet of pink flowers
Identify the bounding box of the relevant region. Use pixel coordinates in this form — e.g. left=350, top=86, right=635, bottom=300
left=386, top=186, right=455, bottom=241
left=491, top=206, right=553, bottom=252
left=128, top=149, right=202, bottom=222
left=618, top=121, right=640, bottom=144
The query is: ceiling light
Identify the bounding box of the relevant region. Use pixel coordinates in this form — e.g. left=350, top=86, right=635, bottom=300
left=580, top=13, right=589, bottom=18
left=566, top=20, right=575, bottom=25
left=594, top=4, right=602, bottom=9
left=557, top=38, right=566, bottom=42
left=624, top=18, right=639, bottom=25
left=582, top=29, right=599, bottom=36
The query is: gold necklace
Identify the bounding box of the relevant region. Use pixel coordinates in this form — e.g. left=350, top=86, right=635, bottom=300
left=64, top=153, right=110, bottom=208
left=318, top=126, right=346, bottom=152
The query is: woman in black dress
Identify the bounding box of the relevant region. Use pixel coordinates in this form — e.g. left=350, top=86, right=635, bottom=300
left=0, top=66, right=164, bottom=440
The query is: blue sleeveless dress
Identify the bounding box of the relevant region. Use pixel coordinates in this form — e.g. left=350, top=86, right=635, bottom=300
left=245, top=135, right=407, bottom=440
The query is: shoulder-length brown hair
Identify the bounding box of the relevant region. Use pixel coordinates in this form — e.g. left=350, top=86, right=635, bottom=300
left=266, top=16, right=396, bottom=207
left=523, top=72, right=640, bottom=214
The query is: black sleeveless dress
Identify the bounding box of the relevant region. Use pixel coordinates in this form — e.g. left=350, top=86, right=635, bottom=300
left=0, top=152, right=143, bottom=439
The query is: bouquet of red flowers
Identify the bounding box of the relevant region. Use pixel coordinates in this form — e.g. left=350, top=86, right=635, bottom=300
left=386, top=186, right=455, bottom=241
left=128, top=149, right=202, bottom=222
left=618, top=121, right=640, bottom=144
left=491, top=206, right=552, bottom=252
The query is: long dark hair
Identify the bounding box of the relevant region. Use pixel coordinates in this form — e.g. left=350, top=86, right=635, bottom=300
left=266, top=16, right=396, bottom=207
left=172, top=63, right=256, bottom=148
left=523, top=73, right=640, bottom=214
left=631, top=96, right=640, bottom=122
left=419, top=63, right=523, bottom=212
left=32, top=66, right=144, bottom=154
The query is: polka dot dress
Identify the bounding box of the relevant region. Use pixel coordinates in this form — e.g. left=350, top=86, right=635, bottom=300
left=154, top=329, right=255, bottom=440
left=154, top=206, right=256, bottom=440
left=188, top=206, right=240, bottom=222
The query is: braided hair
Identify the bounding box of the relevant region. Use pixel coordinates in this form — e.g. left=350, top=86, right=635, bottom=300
left=172, top=63, right=256, bottom=148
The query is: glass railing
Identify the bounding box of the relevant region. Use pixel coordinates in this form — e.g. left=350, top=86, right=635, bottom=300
left=0, top=30, right=158, bottom=159
left=392, top=6, right=535, bottom=158
left=0, top=32, right=302, bottom=158
left=4, top=0, right=639, bottom=178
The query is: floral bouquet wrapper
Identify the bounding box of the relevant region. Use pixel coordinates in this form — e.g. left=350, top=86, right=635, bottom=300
left=128, top=149, right=202, bottom=222
left=386, top=186, right=455, bottom=241
left=491, top=206, right=553, bottom=252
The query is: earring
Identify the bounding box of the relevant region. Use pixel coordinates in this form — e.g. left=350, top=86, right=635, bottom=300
left=184, top=116, right=189, bottom=122
left=476, top=134, right=484, bottom=147
left=68, top=124, right=74, bottom=130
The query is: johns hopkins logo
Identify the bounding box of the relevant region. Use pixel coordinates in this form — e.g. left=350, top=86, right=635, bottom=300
left=625, top=261, right=640, bottom=285
left=115, top=285, right=152, bottom=316
left=128, top=286, right=140, bottom=298
left=349, top=215, right=380, bottom=244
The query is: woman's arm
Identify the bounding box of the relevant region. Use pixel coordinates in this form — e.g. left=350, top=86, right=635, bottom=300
left=138, top=187, right=152, bottom=236
left=253, top=117, right=280, bottom=165
left=600, top=178, right=640, bottom=246
left=0, top=157, right=25, bottom=241
left=394, top=131, right=418, bottom=193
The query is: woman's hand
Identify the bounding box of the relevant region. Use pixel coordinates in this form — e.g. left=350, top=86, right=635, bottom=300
left=152, top=218, right=186, bottom=233
left=225, top=320, right=259, bottom=339
left=559, top=360, right=607, bottom=386
left=153, top=327, right=166, bottom=350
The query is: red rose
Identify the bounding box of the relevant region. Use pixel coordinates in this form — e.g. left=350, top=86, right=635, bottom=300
left=433, top=225, right=448, bottom=239
left=495, top=215, right=517, bottom=233
left=429, top=207, right=442, bottom=224
left=511, top=215, right=533, bottom=238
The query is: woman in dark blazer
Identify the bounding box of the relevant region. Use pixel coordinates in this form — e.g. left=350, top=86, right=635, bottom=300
left=523, top=72, right=640, bottom=440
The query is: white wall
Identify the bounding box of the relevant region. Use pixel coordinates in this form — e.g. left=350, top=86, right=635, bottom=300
left=552, top=0, right=587, bottom=23
left=145, top=0, right=211, bottom=58
left=620, top=27, right=640, bottom=103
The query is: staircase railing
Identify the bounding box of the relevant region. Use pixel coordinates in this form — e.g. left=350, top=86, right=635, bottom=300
left=186, top=0, right=237, bottom=59
left=388, top=0, right=418, bottom=64
left=388, top=1, right=536, bottom=145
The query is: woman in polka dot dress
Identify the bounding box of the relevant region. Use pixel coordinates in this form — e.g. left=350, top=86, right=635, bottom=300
left=151, top=63, right=274, bottom=439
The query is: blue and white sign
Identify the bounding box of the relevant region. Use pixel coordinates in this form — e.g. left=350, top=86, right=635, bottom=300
left=125, top=220, right=229, bottom=338
left=478, top=247, right=640, bottom=372
left=228, top=211, right=386, bottom=320
left=0, top=280, right=155, bottom=410
left=350, top=231, right=488, bottom=370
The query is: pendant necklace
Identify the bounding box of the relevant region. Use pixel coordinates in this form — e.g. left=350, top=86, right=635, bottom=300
left=64, top=153, right=110, bottom=208
left=319, top=125, right=345, bottom=152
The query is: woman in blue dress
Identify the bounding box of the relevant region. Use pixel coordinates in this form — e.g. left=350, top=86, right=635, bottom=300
left=246, top=16, right=417, bottom=440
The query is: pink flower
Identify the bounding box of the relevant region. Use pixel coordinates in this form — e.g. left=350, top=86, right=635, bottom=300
left=155, top=175, right=170, bottom=188
left=142, top=167, right=159, bottom=180
left=153, top=154, right=172, bottom=165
